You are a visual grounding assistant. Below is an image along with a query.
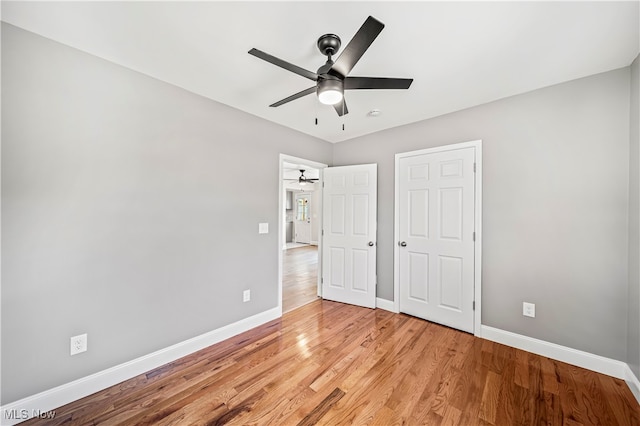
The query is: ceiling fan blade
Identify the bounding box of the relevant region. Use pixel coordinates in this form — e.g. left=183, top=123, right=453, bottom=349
left=329, top=16, right=384, bottom=78
left=333, top=99, right=349, bottom=116
left=249, top=48, right=318, bottom=81
left=345, top=77, right=413, bottom=90
left=270, top=87, right=317, bottom=107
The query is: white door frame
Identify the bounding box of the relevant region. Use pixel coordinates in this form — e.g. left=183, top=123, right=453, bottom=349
left=278, top=154, right=328, bottom=315
left=393, top=140, right=483, bottom=337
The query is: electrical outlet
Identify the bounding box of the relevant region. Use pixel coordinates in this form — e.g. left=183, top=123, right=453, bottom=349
left=523, top=302, right=535, bottom=318
left=70, top=333, right=87, bottom=355
left=243, top=290, right=251, bottom=302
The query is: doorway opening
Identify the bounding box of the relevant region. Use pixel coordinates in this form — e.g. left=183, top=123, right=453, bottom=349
left=279, top=155, right=327, bottom=314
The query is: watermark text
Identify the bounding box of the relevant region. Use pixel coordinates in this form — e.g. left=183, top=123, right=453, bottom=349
left=3, top=409, right=56, bottom=421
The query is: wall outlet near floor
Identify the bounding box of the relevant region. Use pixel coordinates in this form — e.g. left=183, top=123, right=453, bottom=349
left=70, top=333, right=87, bottom=355
left=523, top=302, right=536, bottom=318
left=243, top=290, right=251, bottom=302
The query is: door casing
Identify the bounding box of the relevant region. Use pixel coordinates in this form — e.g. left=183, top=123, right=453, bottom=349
left=393, top=140, right=483, bottom=336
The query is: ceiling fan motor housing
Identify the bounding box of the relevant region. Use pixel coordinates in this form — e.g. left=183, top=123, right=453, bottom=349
left=317, top=34, right=341, bottom=57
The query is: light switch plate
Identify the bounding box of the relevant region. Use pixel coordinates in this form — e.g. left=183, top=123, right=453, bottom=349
left=258, top=223, right=269, bottom=234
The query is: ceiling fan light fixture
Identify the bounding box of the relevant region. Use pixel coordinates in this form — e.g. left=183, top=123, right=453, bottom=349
left=318, top=89, right=343, bottom=105
left=317, top=78, right=344, bottom=105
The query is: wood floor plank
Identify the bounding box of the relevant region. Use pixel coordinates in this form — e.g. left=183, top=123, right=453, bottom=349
left=494, top=347, right=517, bottom=425
left=20, top=299, right=640, bottom=426
left=407, top=326, right=470, bottom=424
left=225, top=358, right=321, bottom=425
left=334, top=318, right=433, bottom=425
left=449, top=334, right=485, bottom=421
left=383, top=322, right=440, bottom=419
left=478, top=370, right=502, bottom=424
left=441, top=404, right=463, bottom=426
left=540, top=356, right=561, bottom=395
left=513, top=348, right=530, bottom=389
left=297, top=387, right=345, bottom=426
left=282, top=245, right=319, bottom=313
left=310, top=316, right=422, bottom=424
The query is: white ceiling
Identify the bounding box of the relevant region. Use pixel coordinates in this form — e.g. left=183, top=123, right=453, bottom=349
left=2, top=1, right=639, bottom=143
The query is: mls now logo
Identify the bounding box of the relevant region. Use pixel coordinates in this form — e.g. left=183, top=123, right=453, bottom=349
left=3, top=409, right=56, bottom=420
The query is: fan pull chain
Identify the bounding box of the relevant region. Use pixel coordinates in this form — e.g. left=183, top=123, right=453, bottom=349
left=342, top=100, right=345, bottom=131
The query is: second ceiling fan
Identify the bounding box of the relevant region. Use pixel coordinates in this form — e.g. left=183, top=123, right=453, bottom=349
left=248, top=16, right=413, bottom=116
left=284, top=170, right=318, bottom=186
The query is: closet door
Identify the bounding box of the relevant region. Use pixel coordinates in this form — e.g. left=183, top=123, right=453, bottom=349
left=397, top=146, right=476, bottom=333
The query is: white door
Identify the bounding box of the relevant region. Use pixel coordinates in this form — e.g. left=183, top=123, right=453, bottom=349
left=397, top=146, right=477, bottom=333
left=322, top=164, right=377, bottom=308
left=294, top=193, right=311, bottom=244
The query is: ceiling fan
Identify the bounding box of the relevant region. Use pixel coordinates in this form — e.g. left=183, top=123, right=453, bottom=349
left=248, top=16, right=413, bottom=116
left=285, top=170, right=319, bottom=186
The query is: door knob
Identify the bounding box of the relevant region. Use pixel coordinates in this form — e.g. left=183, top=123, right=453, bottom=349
left=368, top=241, right=375, bottom=247
left=399, top=241, right=407, bottom=247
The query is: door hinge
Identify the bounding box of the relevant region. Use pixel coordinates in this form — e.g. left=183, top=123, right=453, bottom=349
left=473, top=163, right=476, bottom=173
left=473, top=301, right=476, bottom=310
left=322, top=229, right=324, bottom=236
left=472, top=231, right=476, bottom=242
left=321, top=277, right=323, bottom=284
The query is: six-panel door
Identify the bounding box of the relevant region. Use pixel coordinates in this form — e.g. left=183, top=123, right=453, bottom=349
left=322, top=164, right=377, bottom=309
left=398, top=147, right=476, bottom=332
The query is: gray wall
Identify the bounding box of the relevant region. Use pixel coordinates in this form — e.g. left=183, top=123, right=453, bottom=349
left=333, top=68, right=631, bottom=362
left=3, top=21, right=638, bottom=406
left=1, top=24, right=333, bottom=404
left=629, top=54, right=640, bottom=379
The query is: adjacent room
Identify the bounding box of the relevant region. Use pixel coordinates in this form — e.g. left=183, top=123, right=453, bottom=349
left=282, top=162, right=321, bottom=313
left=2, top=1, right=639, bottom=424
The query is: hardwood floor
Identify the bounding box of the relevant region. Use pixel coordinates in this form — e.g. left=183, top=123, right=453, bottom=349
left=22, top=300, right=639, bottom=426
left=282, top=245, right=318, bottom=313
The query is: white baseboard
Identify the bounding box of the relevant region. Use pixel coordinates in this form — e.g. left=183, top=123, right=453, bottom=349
left=376, top=297, right=398, bottom=313
left=0, top=307, right=281, bottom=426
left=624, top=363, right=640, bottom=405
left=481, top=325, right=630, bottom=380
